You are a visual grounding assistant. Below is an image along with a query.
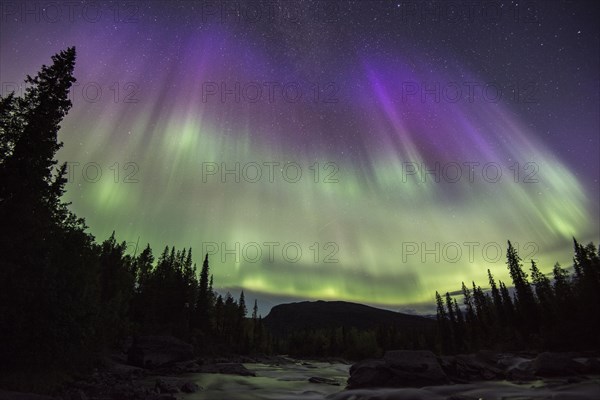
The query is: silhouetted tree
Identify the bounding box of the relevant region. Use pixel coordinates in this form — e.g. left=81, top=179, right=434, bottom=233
left=453, top=298, right=466, bottom=351
left=98, top=232, right=135, bottom=345
left=572, top=239, right=600, bottom=344
left=498, top=280, right=515, bottom=325
left=434, top=240, right=600, bottom=352
left=435, top=291, right=452, bottom=353
left=506, top=241, right=537, bottom=331
left=195, top=253, right=212, bottom=332
left=530, top=260, right=554, bottom=322
left=488, top=269, right=505, bottom=323
left=0, top=47, right=104, bottom=371
left=552, top=262, right=572, bottom=321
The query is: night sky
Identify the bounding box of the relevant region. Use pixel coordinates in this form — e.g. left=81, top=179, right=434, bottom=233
left=1, top=0, right=598, bottom=315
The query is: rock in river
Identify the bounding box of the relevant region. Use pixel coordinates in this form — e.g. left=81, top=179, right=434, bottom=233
left=347, top=350, right=449, bottom=389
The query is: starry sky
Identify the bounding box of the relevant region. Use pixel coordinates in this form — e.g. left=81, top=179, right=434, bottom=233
left=1, top=0, right=598, bottom=315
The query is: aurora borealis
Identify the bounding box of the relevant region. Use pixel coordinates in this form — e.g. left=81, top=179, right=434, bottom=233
left=1, top=1, right=598, bottom=314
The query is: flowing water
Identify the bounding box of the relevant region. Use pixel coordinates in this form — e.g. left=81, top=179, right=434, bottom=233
left=176, top=362, right=600, bottom=400
left=178, top=362, right=350, bottom=400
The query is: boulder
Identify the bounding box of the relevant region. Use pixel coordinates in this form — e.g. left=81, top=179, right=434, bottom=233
left=217, top=363, right=256, bottom=376
left=199, top=363, right=256, bottom=376
left=348, top=359, right=392, bottom=388
left=439, top=356, right=469, bottom=384
left=506, top=365, right=536, bottom=381
left=451, top=353, right=504, bottom=381
left=183, top=362, right=202, bottom=373
left=108, top=362, right=145, bottom=379
left=127, top=336, right=194, bottom=368
left=180, top=381, right=200, bottom=393
left=347, top=350, right=449, bottom=389
left=155, top=378, right=179, bottom=394
left=532, top=352, right=582, bottom=377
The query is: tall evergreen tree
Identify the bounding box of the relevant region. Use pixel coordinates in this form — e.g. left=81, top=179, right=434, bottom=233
left=239, top=291, right=247, bottom=318
left=252, top=299, right=258, bottom=320
left=195, top=253, right=212, bottom=331
left=530, top=261, right=553, bottom=315
left=98, top=232, right=135, bottom=345
left=445, top=292, right=456, bottom=326
left=506, top=241, right=537, bottom=330
left=488, top=269, right=504, bottom=323
left=572, top=239, right=600, bottom=343
left=435, top=291, right=451, bottom=353
left=0, top=48, right=102, bottom=371
left=453, top=298, right=465, bottom=351
left=461, top=282, right=476, bottom=324
left=498, top=280, right=515, bottom=325
left=444, top=292, right=458, bottom=351
left=552, top=262, right=572, bottom=312
left=252, top=299, right=260, bottom=345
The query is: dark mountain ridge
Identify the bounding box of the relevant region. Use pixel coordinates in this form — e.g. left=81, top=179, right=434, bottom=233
left=263, top=300, right=435, bottom=336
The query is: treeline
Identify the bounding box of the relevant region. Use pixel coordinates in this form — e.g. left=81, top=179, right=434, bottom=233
left=273, top=325, right=435, bottom=361
left=96, top=234, right=273, bottom=355
left=435, top=240, right=600, bottom=354
left=0, top=47, right=272, bottom=374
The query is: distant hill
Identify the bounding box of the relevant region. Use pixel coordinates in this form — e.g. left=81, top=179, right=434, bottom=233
left=263, top=300, right=435, bottom=336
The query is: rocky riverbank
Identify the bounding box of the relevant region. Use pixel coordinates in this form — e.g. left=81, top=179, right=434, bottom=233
left=0, top=335, right=297, bottom=400
left=347, top=349, right=600, bottom=389
left=0, top=355, right=295, bottom=400
left=2, top=337, right=599, bottom=400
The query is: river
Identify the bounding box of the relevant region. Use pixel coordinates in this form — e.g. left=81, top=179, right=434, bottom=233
left=172, top=360, right=600, bottom=400
left=177, top=361, right=350, bottom=399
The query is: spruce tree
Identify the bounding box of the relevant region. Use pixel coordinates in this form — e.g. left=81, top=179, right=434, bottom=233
left=453, top=298, right=465, bottom=351
left=435, top=291, right=451, bottom=353
left=239, top=291, right=247, bottom=318
left=498, top=281, right=515, bottom=325
left=488, top=269, right=505, bottom=323
left=572, top=239, right=600, bottom=343
left=195, top=253, right=212, bottom=331
left=252, top=299, right=259, bottom=345
left=506, top=241, right=536, bottom=331
left=445, top=292, right=458, bottom=352
left=552, top=262, right=572, bottom=311
left=0, top=48, right=102, bottom=371
left=461, top=282, right=477, bottom=324
left=530, top=260, right=553, bottom=314
left=445, top=292, right=456, bottom=326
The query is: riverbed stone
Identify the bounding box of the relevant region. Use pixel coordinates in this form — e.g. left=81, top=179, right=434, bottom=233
left=348, top=350, right=449, bottom=388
